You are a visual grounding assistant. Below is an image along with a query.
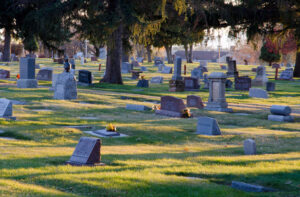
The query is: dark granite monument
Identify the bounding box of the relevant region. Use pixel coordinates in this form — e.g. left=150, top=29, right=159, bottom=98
left=78, top=70, right=92, bottom=85
left=235, top=76, right=251, bottom=91
left=184, top=77, right=200, bottom=91
left=155, top=96, right=186, bottom=117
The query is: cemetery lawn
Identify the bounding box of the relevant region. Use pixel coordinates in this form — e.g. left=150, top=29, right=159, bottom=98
left=0, top=59, right=299, bottom=197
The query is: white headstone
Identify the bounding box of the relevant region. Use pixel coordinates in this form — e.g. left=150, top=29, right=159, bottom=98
left=0, top=99, right=12, bottom=117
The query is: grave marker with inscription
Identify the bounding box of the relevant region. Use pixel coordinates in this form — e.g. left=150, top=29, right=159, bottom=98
left=67, top=137, right=102, bottom=166
left=17, top=57, right=38, bottom=88
left=155, top=96, right=186, bottom=117
left=0, top=99, right=15, bottom=120
left=196, top=117, right=221, bottom=135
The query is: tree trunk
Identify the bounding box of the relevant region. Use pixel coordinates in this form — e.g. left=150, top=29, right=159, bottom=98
left=146, top=45, right=152, bottom=63
left=165, top=45, right=173, bottom=64
left=2, top=28, right=11, bottom=62
left=95, top=46, right=100, bottom=57
left=100, top=24, right=123, bottom=84
left=184, top=44, right=188, bottom=62
left=293, top=49, right=300, bottom=77
left=188, top=44, right=193, bottom=63
left=122, top=46, right=129, bottom=62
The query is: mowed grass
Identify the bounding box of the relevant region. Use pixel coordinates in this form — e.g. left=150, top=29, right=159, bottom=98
left=0, top=58, right=299, bottom=196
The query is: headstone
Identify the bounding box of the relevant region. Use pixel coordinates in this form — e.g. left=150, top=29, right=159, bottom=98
left=54, top=72, right=77, bottom=100
left=155, top=96, right=186, bottom=117
left=121, top=62, right=133, bottom=74
left=187, top=95, right=204, bottom=109
left=226, top=60, right=239, bottom=78
left=161, top=66, right=172, bottom=74
left=137, top=57, right=144, bottom=63
left=225, top=79, right=233, bottom=88
left=131, top=70, right=142, bottom=79
left=78, top=70, right=92, bottom=85
left=191, top=67, right=203, bottom=79
left=132, top=60, right=140, bottom=67
left=154, top=59, right=163, bottom=66
left=270, top=105, right=291, bottom=116
left=244, top=139, right=256, bottom=155
left=150, top=76, right=163, bottom=84
left=17, top=57, right=38, bottom=88
left=252, top=66, right=268, bottom=86
left=249, top=88, right=268, bottom=98
left=158, top=64, right=165, bottom=72
left=126, top=104, right=151, bottom=111
left=268, top=105, right=294, bottom=122
left=36, top=68, right=53, bottom=81
left=50, top=74, right=59, bottom=91
left=67, top=137, right=102, bottom=166
left=205, top=72, right=232, bottom=112
left=0, top=69, right=10, bottom=79
left=251, top=68, right=257, bottom=72
left=266, top=82, right=275, bottom=91
left=136, top=79, right=149, bottom=88
left=35, top=64, right=40, bottom=69
left=172, top=57, right=182, bottom=81
left=279, top=68, right=293, bottom=80
left=140, top=66, right=147, bottom=72
left=0, top=99, right=14, bottom=119
left=196, top=117, right=221, bottom=135
left=91, top=57, right=98, bottom=61
left=184, top=77, right=200, bottom=91
left=235, top=76, right=251, bottom=91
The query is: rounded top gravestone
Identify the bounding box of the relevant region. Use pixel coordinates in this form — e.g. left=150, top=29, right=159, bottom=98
left=270, top=105, right=291, bottom=116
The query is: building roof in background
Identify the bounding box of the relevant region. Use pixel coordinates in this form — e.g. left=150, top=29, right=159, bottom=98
left=175, top=50, right=229, bottom=61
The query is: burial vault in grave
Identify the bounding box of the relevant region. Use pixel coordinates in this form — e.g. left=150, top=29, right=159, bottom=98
left=67, top=137, right=103, bottom=166
left=204, top=72, right=232, bottom=112
left=17, top=57, right=38, bottom=88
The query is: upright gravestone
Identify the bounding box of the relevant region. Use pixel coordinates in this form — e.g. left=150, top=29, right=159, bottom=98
left=184, top=77, right=200, bottom=91
left=155, top=96, right=186, bottom=117
left=121, top=62, right=133, bottom=74
left=227, top=60, right=239, bottom=78
left=252, top=66, right=268, bottom=86
left=54, top=72, right=77, bottom=100
left=266, top=82, right=275, bottom=91
left=249, top=88, right=268, bottom=99
left=36, top=68, right=53, bottom=81
left=67, top=137, right=102, bottom=166
left=191, top=67, right=203, bottom=79
left=244, top=139, right=256, bottom=155
left=161, top=66, right=172, bottom=74
left=235, top=76, right=251, bottom=91
left=158, top=64, right=165, bottom=72
left=187, top=95, right=204, bottom=109
left=196, top=117, right=221, bottom=135
left=78, top=70, right=92, bottom=85
left=17, top=57, right=38, bottom=88
left=150, top=76, right=163, bottom=84
left=136, top=79, right=149, bottom=88
left=0, top=98, right=15, bottom=120
left=279, top=68, right=293, bottom=80
left=0, top=69, right=10, bottom=79
left=169, top=57, right=184, bottom=92
left=205, top=72, right=232, bottom=112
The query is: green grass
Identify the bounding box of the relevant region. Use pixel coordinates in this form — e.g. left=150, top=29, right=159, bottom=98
left=0, top=58, right=299, bottom=196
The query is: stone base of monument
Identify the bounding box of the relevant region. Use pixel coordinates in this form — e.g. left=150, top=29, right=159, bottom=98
left=84, top=130, right=128, bottom=138
left=17, top=79, right=38, bottom=88
left=66, top=161, right=105, bottom=166
left=268, top=115, right=294, bottom=122
left=169, top=80, right=184, bottom=92
left=77, top=82, right=92, bottom=87
left=204, top=107, right=233, bottom=112
left=155, top=109, right=182, bottom=118
left=226, top=71, right=239, bottom=78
